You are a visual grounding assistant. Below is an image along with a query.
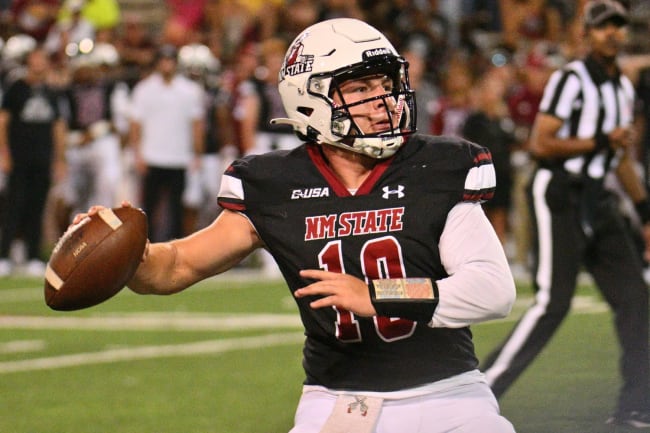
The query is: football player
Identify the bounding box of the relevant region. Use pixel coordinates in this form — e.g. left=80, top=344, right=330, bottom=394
left=77, top=18, right=517, bottom=433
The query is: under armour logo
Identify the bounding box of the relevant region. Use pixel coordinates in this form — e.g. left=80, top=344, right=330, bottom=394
left=347, top=396, right=369, bottom=416
left=382, top=185, right=405, bottom=199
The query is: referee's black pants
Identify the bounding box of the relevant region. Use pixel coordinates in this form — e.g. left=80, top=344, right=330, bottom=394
left=482, top=167, right=649, bottom=413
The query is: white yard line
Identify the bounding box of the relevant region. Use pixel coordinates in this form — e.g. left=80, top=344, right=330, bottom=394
left=0, top=332, right=305, bottom=374
left=0, top=289, right=608, bottom=375
left=0, top=313, right=302, bottom=331
left=0, top=340, right=46, bottom=354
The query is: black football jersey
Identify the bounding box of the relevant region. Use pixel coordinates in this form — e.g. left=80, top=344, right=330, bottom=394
left=218, top=133, right=495, bottom=391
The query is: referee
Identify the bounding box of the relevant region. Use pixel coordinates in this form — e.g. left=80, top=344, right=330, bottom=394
left=481, top=0, right=650, bottom=427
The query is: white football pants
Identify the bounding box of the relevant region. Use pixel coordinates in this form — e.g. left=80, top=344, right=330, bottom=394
left=289, top=370, right=516, bottom=433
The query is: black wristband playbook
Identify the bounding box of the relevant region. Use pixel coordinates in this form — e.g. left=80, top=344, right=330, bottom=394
left=369, top=278, right=439, bottom=323
left=635, top=199, right=650, bottom=225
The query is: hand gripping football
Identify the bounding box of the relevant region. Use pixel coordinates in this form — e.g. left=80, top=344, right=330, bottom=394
left=44, top=207, right=148, bottom=311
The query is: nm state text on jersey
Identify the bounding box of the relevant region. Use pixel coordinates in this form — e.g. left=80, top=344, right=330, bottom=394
left=304, top=207, right=405, bottom=241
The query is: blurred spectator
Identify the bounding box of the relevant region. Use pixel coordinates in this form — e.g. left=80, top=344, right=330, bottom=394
left=463, top=68, right=517, bottom=245
left=244, top=37, right=300, bottom=155
left=229, top=42, right=260, bottom=155
left=43, top=0, right=95, bottom=63
left=128, top=44, right=205, bottom=241
left=507, top=41, right=564, bottom=271
left=430, top=56, right=474, bottom=136
left=0, top=47, right=67, bottom=276
left=498, top=0, right=565, bottom=47
left=163, top=0, right=207, bottom=46
left=83, top=0, right=120, bottom=31
left=203, top=29, right=240, bottom=176
left=1, top=34, right=37, bottom=87
left=177, top=42, right=229, bottom=232
left=57, top=0, right=121, bottom=31
left=0, top=2, right=11, bottom=38
left=392, top=0, right=451, bottom=74
left=318, top=0, right=365, bottom=21
left=10, top=0, right=59, bottom=42
left=274, top=0, right=320, bottom=45
left=61, top=43, right=123, bottom=218
left=114, top=13, right=156, bottom=89
left=227, top=0, right=285, bottom=46
left=636, top=66, right=650, bottom=194
left=203, top=0, right=257, bottom=62
left=401, top=44, right=440, bottom=135
left=508, top=45, right=554, bottom=135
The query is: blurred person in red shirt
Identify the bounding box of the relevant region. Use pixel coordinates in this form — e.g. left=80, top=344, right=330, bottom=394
left=10, top=0, right=59, bottom=41
left=163, top=0, right=207, bottom=46
left=430, top=57, right=474, bottom=137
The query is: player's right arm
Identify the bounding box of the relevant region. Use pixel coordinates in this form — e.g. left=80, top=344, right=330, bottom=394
left=128, top=209, right=263, bottom=294
left=76, top=206, right=263, bottom=295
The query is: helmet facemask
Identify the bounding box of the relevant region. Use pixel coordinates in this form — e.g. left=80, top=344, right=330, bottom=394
left=308, top=56, right=416, bottom=159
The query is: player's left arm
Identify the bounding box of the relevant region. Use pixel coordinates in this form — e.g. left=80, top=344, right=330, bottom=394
left=432, top=202, right=516, bottom=328
left=428, top=142, right=516, bottom=327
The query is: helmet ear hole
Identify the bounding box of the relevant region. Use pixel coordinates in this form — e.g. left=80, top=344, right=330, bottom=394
left=297, top=107, right=314, bottom=116
left=293, top=126, right=320, bottom=142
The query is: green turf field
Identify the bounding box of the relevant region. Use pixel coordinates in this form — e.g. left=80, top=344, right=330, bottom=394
left=0, top=273, right=640, bottom=433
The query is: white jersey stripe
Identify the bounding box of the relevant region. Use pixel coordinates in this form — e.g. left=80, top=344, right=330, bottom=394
left=464, top=164, right=496, bottom=192
left=218, top=174, right=245, bottom=201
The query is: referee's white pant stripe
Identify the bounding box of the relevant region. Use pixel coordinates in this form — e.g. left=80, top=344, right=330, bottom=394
left=485, top=169, right=554, bottom=386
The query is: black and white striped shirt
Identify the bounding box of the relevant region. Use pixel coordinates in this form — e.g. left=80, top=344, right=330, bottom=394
left=539, top=55, right=636, bottom=179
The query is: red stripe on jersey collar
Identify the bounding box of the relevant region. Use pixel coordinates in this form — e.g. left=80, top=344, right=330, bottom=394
left=306, top=143, right=394, bottom=197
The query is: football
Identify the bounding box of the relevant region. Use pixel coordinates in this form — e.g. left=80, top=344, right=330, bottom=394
left=44, top=206, right=148, bottom=311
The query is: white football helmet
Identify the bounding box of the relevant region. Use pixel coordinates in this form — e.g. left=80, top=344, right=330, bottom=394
left=70, top=42, right=120, bottom=69
left=2, top=34, right=36, bottom=64
left=91, top=43, right=120, bottom=67
left=178, top=43, right=220, bottom=76
left=272, top=18, right=416, bottom=159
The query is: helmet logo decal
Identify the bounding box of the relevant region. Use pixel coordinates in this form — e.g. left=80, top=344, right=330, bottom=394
left=281, top=35, right=314, bottom=79
left=362, top=48, right=392, bottom=59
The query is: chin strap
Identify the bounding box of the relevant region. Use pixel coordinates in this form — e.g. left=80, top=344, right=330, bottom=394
left=271, top=117, right=403, bottom=159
